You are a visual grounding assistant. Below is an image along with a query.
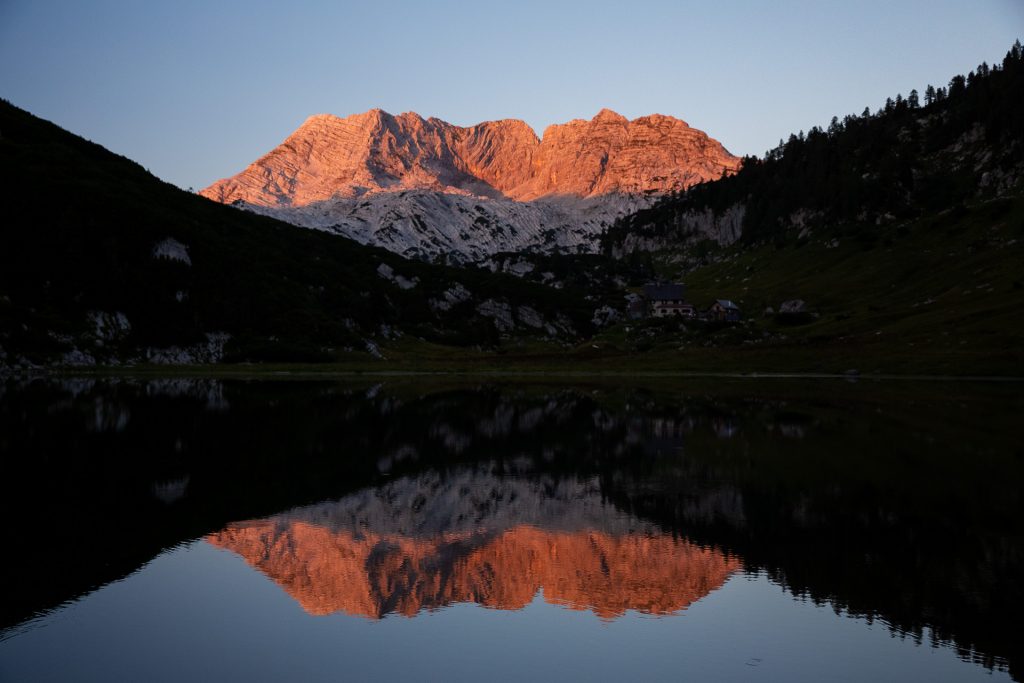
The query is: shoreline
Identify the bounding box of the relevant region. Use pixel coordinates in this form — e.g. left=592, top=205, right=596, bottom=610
left=4, top=365, right=1021, bottom=383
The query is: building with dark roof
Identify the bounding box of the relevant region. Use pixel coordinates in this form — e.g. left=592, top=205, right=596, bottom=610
left=708, top=299, right=741, bottom=322
left=643, top=283, right=696, bottom=319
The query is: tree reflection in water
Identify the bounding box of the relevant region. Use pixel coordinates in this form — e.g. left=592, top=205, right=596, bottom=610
left=1, top=378, right=1021, bottom=679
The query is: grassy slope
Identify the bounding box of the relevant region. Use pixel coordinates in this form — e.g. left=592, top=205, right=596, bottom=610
left=591, top=195, right=1024, bottom=375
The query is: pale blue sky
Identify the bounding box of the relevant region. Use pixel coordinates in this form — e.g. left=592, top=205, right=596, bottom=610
left=1, top=1, right=1020, bottom=190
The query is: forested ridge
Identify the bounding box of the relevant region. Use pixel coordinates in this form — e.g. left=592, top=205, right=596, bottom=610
left=604, top=41, right=1024, bottom=252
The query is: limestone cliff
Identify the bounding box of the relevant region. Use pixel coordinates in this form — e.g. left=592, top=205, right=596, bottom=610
left=200, top=109, right=739, bottom=261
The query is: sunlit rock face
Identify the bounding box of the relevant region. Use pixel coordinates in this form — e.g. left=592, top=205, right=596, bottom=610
left=511, top=109, right=739, bottom=200
left=206, top=470, right=740, bottom=619
left=200, top=109, right=740, bottom=261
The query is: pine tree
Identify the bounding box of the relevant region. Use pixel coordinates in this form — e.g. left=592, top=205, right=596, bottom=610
left=1004, top=41, right=1022, bottom=68
left=908, top=89, right=920, bottom=109
left=924, top=85, right=936, bottom=106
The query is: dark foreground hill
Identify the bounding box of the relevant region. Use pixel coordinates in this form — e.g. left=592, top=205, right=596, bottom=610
left=0, top=101, right=599, bottom=368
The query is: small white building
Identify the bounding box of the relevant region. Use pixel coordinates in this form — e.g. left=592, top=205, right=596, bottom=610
left=643, top=283, right=696, bottom=318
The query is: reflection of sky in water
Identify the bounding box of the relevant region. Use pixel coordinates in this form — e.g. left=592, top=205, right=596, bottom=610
left=0, top=540, right=1007, bottom=683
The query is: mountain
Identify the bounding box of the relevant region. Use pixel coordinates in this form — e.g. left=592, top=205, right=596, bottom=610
left=202, top=108, right=738, bottom=205
left=0, top=100, right=607, bottom=369
left=200, top=109, right=739, bottom=261
left=207, top=470, right=740, bottom=619
left=4, top=44, right=1022, bottom=374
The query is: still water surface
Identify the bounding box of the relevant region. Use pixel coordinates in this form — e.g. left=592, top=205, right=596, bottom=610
left=0, top=378, right=1021, bottom=681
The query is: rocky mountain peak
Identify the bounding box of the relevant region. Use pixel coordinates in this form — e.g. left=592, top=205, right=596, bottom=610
left=591, top=108, right=629, bottom=123
left=202, top=108, right=738, bottom=206
left=198, top=107, right=740, bottom=260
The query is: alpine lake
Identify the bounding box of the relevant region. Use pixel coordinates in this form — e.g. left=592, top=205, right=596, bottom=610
left=1, top=375, right=1021, bottom=682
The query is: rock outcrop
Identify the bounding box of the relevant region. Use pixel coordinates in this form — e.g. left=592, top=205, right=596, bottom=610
left=201, top=109, right=739, bottom=261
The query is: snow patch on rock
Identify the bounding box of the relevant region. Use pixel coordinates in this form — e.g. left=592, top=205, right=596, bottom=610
left=376, top=262, right=419, bottom=289
left=555, top=314, right=577, bottom=337
left=144, top=332, right=230, bottom=365
left=89, top=311, right=131, bottom=342
left=153, top=238, right=192, bottom=266
left=429, top=283, right=472, bottom=312
left=476, top=299, right=515, bottom=333
left=507, top=258, right=536, bottom=276
left=591, top=305, right=620, bottom=327
left=236, top=191, right=655, bottom=263
left=516, top=305, right=544, bottom=329
left=364, top=340, right=385, bottom=360
left=62, top=348, right=98, bottom=366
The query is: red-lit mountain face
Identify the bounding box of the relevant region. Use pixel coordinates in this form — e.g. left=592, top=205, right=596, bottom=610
left=201, top=109, right=739, bottom=262
left=206, top=471, right=741, bottom=619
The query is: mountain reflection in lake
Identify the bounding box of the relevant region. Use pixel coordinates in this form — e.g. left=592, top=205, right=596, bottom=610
left=0, top=378, right=1021, bottom=683
left=207, top=471, right=741, bottom=619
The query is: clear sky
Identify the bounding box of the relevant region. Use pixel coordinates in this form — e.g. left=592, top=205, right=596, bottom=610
left=1, top=0, right=1020, bottom=190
